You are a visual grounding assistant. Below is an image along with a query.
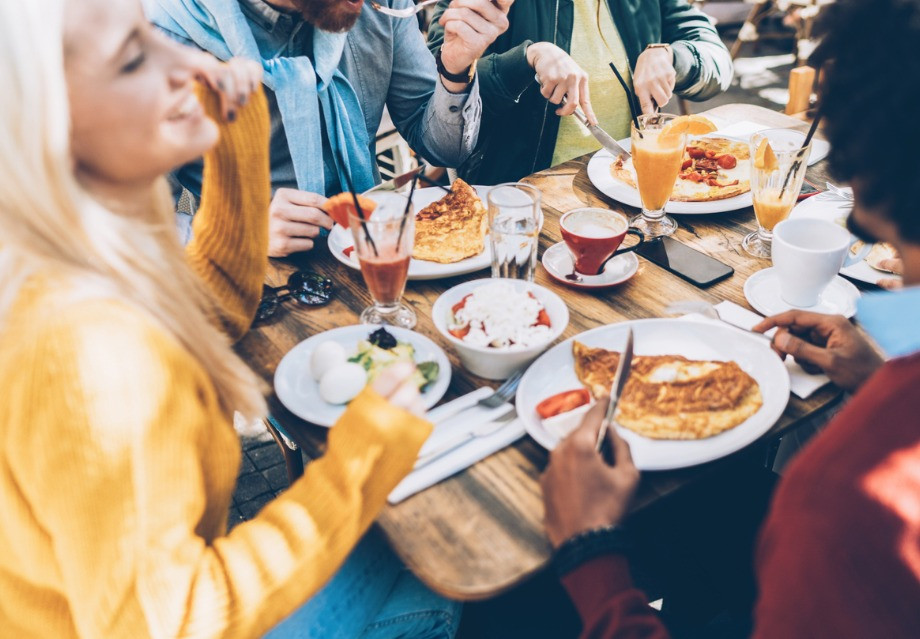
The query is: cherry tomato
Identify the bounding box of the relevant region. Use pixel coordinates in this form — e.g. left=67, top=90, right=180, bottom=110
left=687, top=146, right=705, bottom=159
left=536, top=388, right=592, bottom=419
left=451, top=294, right=472, bottom=315
left=343, top=246, right=354, bottom=258
left=717, top=154, right=737, bottom=169
left=681, top=159, right=693, bottom=170
left=448, top=325, right=470, bottom=339
left=705, top=150, right=718, bottom=159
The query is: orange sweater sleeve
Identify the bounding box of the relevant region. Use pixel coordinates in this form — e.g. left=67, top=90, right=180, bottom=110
left=185, top=86, right=270, bottom=342
left=7, top=300, right=431, bottom=638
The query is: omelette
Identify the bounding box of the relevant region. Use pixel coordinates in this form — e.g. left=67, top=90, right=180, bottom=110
left=572, top=341, right=763, bottom=440
left=412, top=179, right=488, bottom=264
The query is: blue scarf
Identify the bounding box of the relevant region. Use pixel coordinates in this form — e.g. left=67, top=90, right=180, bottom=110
left=144, top=0, right=375, bottom=193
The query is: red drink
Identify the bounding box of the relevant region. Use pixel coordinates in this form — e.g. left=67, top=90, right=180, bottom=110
left=359, top=252, right=410, bottom=306
left=560, top=209, right=643, bottom=275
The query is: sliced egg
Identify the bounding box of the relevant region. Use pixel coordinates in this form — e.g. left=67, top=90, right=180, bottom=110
left=542, top=400, right=595, bottom=440
left=319, top=363, right=367, bottom=405
left=310, top=341, right=347, bottom=381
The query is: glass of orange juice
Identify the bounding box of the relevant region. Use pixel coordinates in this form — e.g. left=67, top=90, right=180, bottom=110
left=630, top=113, right=688, bottom=238
left=744, top=129, right=812, bottom=258
left=349, top=192, right=416, bottom=329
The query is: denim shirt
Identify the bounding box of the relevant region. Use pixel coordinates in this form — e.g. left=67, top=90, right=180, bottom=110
left=857, top=286, right=920, bottom=359
left=162, top=0, right=482, bottom=198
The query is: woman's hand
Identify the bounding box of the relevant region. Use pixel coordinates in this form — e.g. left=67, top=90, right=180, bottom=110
left=371, top=362, right=426, bottom=417
left=541, top=400, right=639, bottom=548
left=528, top=42, right=597, bottom=125
left=633, top=46, right=676, bottom=114
left=753, top=310, right=884, bottom=392
left=192, top=55, right=263, bottom=122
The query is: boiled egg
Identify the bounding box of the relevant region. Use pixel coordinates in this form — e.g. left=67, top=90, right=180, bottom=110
left=319, top=362, right=367, bottom=405
left=310, top=341, right=347, bottom=381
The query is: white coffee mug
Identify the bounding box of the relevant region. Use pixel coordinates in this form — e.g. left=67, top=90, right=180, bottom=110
left=772, top=218, right=870, bottom=307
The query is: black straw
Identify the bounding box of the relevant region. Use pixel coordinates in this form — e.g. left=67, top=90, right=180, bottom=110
left=418, top=173, right=452, bottom=193
left=336, top=150, right=377, bottom=256
left=397, top=171, right=420, bottom=247
left=609, top=62, right=641, bottom=131
left=780, top=110, right=823, bottom=197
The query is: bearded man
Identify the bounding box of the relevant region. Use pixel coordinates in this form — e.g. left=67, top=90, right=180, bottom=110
left=144, top=0, right=512, bottom=256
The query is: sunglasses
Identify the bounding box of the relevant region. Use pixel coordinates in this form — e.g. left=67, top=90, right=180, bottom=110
left=255, top=271, right=334, bottom=323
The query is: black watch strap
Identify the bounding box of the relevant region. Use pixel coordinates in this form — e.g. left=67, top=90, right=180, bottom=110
left=553, top=525, right=632, bottom=578
left=436, top=50, right=475, bottom=84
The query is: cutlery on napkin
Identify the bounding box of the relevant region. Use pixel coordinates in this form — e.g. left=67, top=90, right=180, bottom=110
left=680, top=300, right=830, bottom=399
left=389, top=389, right=524, bottom=504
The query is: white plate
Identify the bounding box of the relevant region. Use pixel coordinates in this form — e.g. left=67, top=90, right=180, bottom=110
left=327, top=185, right=492, bottom=281
left=541, top=241, right=639, bottom=289
left=516, top=319, right=790, bottom=470
left=790, top=192, right=901, bottom=286
left=586, top=139, right=754, bottom=214
left=274, top=325, right=451, bottom=427
left=743, top=267, right=860, bottom=319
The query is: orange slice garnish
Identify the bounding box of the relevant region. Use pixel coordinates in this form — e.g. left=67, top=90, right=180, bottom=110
left=753, top=139, right=779, bottom=172
left=659, top=115, right=718, bottom=141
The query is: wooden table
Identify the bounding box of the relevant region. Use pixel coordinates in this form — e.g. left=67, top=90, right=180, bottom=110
left=236, top=103, right=851, bottom=601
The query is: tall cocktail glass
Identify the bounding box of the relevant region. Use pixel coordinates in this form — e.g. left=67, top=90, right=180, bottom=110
left=743, top=129, right=812, bottom=259
left=630, top=113, right=687, bottom=238
left=487, top=183, right=542, bottom=281
left=349, top=191, right=416, bottom=328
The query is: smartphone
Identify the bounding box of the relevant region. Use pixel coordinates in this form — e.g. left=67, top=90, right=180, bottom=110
left=636, top=237, right=734, bottom=288
left=798, top=178, right=822, bottom=200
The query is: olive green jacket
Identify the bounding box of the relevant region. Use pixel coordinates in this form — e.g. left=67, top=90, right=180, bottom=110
left=428, top=0, right=732, bottom=184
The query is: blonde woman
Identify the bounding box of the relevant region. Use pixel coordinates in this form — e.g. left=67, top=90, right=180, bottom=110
left=0, top=2, right=458, bottom=637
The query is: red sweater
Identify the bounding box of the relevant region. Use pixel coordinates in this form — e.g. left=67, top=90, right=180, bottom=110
left=562, top=352, right=920, bottom=638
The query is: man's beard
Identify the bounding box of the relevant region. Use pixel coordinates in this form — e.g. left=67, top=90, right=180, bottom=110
left=290, top=0, right=362, bottom=33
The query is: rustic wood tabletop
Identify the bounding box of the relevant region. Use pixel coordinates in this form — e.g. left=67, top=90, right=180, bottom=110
left=236, top=104, right=854, bottom=601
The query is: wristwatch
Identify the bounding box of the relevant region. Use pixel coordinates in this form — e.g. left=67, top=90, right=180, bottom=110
left=645, top=42, right=672, bottom=57
left=436, top=50, right=477, bottom=85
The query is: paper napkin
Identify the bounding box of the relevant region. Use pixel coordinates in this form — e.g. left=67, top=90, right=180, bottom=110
left=389, top=389, right=525, bottom=504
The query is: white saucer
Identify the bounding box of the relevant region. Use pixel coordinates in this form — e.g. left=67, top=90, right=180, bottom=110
left=542, top=241, right=639, bottom=289
left=743, top=267, right=860, bottom=319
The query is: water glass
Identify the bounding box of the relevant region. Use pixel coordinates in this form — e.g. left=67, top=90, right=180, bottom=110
left=487, top=183, right=542, bottom=281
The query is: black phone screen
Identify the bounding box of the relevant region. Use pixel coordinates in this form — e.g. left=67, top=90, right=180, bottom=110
left=635, top=237, right=734, bottom=288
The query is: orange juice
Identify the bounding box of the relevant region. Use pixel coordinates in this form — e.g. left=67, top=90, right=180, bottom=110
left=752, top=189, right=795, bottom=231
left=632, top=132, right=685, bottom=211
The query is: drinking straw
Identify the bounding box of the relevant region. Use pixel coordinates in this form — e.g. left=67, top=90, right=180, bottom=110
left=418, top=173, right=452, bottom=193
left=336, top=149, right=378, bottom=256
left=780, top=109, right=823, bottom=197
left=397, top=171, right=420, bottom=246
left=609, top=62, right=641, bottom=131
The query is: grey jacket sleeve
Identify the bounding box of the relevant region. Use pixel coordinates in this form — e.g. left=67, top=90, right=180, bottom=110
left=384, top=3, right=482, bottom=168
left=662, top=0, right=733, bottom=101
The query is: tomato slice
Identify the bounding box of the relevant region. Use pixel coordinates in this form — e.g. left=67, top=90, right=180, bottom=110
left=451, top=294, right=472, bottom=315
left=343, top=246, right=354, bottom=258
left=535, top=389, right=591, bottom=419
left=535, top=309, right=551, bottom=327
left=448, top=325, right=470, bottom=339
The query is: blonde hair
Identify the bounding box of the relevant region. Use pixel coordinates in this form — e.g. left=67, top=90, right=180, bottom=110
left=0, top=1, right=266, bottom=419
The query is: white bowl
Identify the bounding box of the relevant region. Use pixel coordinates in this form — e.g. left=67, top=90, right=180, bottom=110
left=432, top=278, right=570, bottom=380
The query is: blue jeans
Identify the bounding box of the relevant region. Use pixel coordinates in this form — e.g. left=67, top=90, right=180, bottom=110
left=265, top=529, right=461, bottom=639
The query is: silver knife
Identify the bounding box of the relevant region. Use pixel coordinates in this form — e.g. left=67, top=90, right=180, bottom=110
left=535, top=73, right=632, bottom=161
left=595, top=327, right=634, bottom=453
left=362, top=164, right=425, bottom=195
left=571, top=106, right=632, bottom=162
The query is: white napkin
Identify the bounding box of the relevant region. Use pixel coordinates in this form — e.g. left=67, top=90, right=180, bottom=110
left=388, top=390, right=525, bottom=504
left=706, top=119, right=830, bottom=166
left=682, top=301, right=830, bottom=399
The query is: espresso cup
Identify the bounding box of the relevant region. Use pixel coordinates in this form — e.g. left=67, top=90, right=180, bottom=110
left=560, top=208, right=644, bottom=275
left=772, top=218, right=869, bottom=307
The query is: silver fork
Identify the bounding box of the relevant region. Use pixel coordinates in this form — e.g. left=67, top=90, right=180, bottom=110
left=430, top=368, right=524, bottom=424
left=370, top=0, right=439, bottom=18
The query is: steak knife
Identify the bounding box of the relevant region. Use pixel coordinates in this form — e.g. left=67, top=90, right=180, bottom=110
left=595, top=327, right=634, bottom=454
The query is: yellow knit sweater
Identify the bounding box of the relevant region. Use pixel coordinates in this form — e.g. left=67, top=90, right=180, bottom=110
left=0, top=89, right=431, bottom=638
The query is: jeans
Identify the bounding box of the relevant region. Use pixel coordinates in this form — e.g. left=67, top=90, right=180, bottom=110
left=265, top=529, right=461, bottom=639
